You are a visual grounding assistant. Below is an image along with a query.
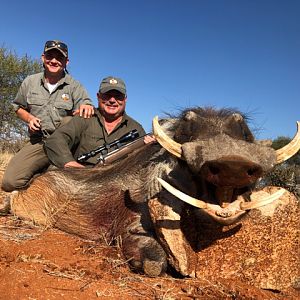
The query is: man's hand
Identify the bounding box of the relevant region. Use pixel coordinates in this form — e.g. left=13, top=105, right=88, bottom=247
left=64, top=161, right=85, bottom=168
left=73, top=105, right=94, bottom=118
left=16, top=108, right=42, bottom=132
left=28, top=116, right=41, bottom=132
left=144, top=134, right=156, bottom=144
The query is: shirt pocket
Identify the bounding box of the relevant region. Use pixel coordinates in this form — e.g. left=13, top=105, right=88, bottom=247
left=27, top=94, right=45, bottom=106
left=54, top=97, right=74, bottom=111
left=82, top=133, right=104, bottom=144
left=81, top=133, right=104, bottom=151
left=27, top=94, right=46, bottom=115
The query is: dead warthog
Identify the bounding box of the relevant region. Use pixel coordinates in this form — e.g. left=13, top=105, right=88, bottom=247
left=9, top=107, right=300, bottom=289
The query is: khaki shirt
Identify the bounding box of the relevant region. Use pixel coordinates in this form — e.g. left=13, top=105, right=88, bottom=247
left=44, top=111, right=146, bottom=167
left=13, top=72, right=93, bottom=136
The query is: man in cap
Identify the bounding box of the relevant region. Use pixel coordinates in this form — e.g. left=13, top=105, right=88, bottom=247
left=1, top=40, right=94, bottom=193
left=44, top=76, right=154, bottom=168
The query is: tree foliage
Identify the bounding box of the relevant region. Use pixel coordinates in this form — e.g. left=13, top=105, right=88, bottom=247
left=261, top=136, right=300, bottom=198
left=0, top=46, right=42, bottom=143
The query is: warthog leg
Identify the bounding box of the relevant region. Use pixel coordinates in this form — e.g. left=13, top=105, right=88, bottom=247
left=121, top=216, right=167, bottom=277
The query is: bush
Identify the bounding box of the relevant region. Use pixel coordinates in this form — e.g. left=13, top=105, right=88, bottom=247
left=263, top=164, right=300, bottom=198
left=0, top=46, right=42, bottom=141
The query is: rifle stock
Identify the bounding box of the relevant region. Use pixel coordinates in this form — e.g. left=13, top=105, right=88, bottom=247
left=97, top=135, right=153, bottom=166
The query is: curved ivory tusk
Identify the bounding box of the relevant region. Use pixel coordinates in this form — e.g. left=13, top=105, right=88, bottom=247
left=240, top=188, right=286, bottom=210
left=158, top=177, right=286, bottom=214
left=276, top=121, right=300, bottom=164
left=152, top=116, right=182, bottom=158
left=157, top=177, right=208, bottom=208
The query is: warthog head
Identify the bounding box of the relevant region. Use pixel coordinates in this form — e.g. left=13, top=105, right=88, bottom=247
left=153, top=107, right=300, bottom=225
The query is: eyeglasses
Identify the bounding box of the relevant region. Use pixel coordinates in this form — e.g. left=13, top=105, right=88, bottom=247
left=44, top=41, right=68, bottom=54
left=101, top=92, right=126, bottom=101
left=44, top=51, right=66, bottom=61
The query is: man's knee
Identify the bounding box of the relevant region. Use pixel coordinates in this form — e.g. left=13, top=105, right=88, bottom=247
left=60, top=116, right=73, bottom=126
left=1, top=174, right=29, bottom=192
left=1, top=161, right=35, bottom=192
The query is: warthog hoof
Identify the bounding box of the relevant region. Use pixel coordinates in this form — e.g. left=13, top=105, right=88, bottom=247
left=143, top=259, right=166, bottom=277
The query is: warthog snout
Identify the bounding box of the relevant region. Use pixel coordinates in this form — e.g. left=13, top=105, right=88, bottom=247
left=201, top=155, right=263, bottom=188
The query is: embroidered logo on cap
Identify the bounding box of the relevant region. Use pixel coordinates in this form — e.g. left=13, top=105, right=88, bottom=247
left=109, top=78, right=118, bottom=85
left=62, top=93, right=70, bottom=101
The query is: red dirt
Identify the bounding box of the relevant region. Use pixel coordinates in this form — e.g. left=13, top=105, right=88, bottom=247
left=0, top=175, right=299, bottom=300
left=1, top=216, right=298, bottom=300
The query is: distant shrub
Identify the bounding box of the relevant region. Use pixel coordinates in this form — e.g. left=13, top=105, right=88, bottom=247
left=262, top=164, right=300, bottom=198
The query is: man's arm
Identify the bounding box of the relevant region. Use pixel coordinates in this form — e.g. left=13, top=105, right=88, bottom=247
left=64, top=160, right=85, bottom=168
left=44, top=116, right=87, bottom=168
left=71, top=80, right=95, bottom=118
left=12, top=76, right=41, bottom=130
left=16, top=108, right=41, bottom=132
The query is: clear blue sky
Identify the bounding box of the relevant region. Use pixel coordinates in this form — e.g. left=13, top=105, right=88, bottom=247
left=1, top=0, right=299, bottom=140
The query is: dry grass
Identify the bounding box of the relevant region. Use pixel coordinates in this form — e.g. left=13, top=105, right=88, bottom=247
left=0, top=151, right=13, bottom=170
left=0, top=215, right=43, bottom=242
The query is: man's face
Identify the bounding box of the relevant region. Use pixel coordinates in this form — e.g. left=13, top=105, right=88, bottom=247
left=42, top=49, right=68, bottom=75
left=98, top=90, right=127, bottom=119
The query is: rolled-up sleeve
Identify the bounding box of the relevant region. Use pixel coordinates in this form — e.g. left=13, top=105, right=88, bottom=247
left=71, top=80, right=93, bottom=110
left=44, top=116, right=87, bottom=168
left=13, top=78, right=29, bottom=112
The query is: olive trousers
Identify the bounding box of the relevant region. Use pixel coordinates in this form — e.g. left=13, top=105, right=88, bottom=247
left=1, top=117, right=73, bottom=192
left=1, top=141, right=49, bottom=192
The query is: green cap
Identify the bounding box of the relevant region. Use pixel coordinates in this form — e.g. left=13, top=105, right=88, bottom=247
left=44, top=40, right=68, bottom=58
left=99, top=76, right=126, bottom=95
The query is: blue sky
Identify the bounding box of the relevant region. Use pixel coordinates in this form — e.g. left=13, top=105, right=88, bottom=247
left=1, top=0, right=299, bottom=140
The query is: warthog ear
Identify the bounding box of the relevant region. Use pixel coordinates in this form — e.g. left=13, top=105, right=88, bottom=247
left=231, top=113, right=244, bottom=122
left=225, top=113, right=255, bottom=142
left=184, top=111, right=198, bottom=121
left=255, top=140, right=273, bottom=147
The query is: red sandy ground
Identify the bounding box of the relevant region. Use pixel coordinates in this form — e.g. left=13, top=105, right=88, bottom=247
left=0, top=177, right=299, bottom=300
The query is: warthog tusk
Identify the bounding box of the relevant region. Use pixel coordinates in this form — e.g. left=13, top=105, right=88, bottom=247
left=276, top=121, right=300, bottom=164
left=157, top=177, right=287, bottom=215
left=152, top=116, right=182, bottom=158
left=157, top=177, right=208, bottom=209
left=240, top=188, right=286, bottom=210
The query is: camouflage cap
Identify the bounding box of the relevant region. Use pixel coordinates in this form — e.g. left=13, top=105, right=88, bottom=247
left=44, top=40, right=68, bottom=58
left=99, top=76, right=127, bottom=95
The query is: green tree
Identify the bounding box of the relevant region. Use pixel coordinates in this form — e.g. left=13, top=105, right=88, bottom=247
left=262, top=136, right=300, bottom=197
left=0, top=46, right=42, bottom=143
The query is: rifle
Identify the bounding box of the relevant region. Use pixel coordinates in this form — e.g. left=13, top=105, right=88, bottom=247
left=98, top=134, right=153, bottom=165
left=77, top=130, right=152, bottom=165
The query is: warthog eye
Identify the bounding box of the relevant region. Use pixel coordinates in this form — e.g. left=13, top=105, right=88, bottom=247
left=209, top=165, right=220, bottom=175
left=247, top=167, right=260, bottom=176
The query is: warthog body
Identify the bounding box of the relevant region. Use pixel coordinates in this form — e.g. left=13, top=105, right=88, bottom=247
left=10, top=107, right=300, bottom=289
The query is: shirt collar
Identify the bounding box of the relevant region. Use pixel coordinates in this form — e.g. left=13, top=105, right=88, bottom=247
left=41, top=71, right=70, bottom=86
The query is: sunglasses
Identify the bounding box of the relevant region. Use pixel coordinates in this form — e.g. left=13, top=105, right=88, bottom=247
left=44, top=41, right=68, bottom=52
left=101, top=92, right=126, bottom=101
